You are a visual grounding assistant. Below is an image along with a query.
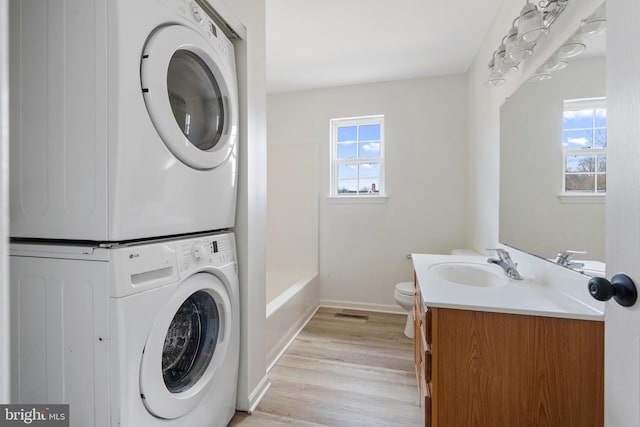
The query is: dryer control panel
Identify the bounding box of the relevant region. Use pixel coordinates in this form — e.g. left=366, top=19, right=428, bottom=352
left=176, top=0, right=236, bottom=70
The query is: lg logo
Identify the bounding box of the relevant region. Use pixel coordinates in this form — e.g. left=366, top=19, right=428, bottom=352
left=129, top=253, right=140, bottom=259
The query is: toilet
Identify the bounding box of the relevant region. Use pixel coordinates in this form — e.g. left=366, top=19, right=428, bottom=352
left=394, top=282, right=415, bottom=339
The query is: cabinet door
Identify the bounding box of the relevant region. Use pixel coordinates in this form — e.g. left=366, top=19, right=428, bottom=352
left=434, top=309, right=602, bottom=426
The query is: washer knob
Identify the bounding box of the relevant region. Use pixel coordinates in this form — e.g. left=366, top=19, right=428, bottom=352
left=192, top=245, right=206, bottom=262
left=191, top=4, right=203, bottom=23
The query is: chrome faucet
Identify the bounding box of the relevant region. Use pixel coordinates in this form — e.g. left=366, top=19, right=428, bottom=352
left=554, top=250, right=586, bottom=271
left=486, top=248, right=522, bottom=280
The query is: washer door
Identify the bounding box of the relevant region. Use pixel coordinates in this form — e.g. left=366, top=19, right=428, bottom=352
left=140, top=273, right=232, bottom=419
left=141, top=25, right=238, bottom=170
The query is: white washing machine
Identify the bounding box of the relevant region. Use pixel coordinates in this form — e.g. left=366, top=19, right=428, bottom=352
left=9, top=0, right=239, bottom=241
left=10, top=231, right=240, bottom=427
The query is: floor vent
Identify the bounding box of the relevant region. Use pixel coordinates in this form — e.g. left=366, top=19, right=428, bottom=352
left=334, top=313, right=369, bottom=320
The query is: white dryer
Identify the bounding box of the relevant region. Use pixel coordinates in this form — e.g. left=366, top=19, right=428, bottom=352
left=10, top=232, right=240, bottom=427
left=9, top=0, right=239, bottom=241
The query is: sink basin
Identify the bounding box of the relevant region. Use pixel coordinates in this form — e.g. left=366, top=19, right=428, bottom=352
left=428, top=262, right=509, bottom=287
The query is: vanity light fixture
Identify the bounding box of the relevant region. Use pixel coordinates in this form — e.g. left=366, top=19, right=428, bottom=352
left=485, top=0, right=568, bottom=88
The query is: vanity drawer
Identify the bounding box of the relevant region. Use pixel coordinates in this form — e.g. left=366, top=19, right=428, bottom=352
left=414, top=283, right=423, bottom=322
left=420, top=322, right=431, bottom=381
left=420, top=351, right=432, bottom=388
left=424, top=382, right=432, bottom=427
left=419, top=359, right=432, bottom=427
left=420, top=318, right=428, bottom=352
left=425, top=350, right=432, bottom=383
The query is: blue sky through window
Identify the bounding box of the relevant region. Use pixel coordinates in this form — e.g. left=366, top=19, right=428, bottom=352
left=358, top=163, right=379, bottom=177
left=563, top=107, right=607, bottom=149
left=337, top=143, right=357, bottom=159
left=338, top=164, right=357, bottom=179
left=562, top=99, right=607, bottom=193
left=332, top=116, right=384, bottom=196
left=358, top=124, right=380, bottom=141
left=337, top=124, right=381, bottom=159
left=595, top=109, right=607, bottom=127
left=337, top=126, right=357, bottom=142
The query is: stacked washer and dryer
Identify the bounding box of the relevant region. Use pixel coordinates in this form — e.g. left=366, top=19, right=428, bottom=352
left=9, top=1, right=240, bottom=426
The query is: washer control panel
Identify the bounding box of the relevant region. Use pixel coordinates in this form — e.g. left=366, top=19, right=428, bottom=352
left=112, top=232, right=236, bottom=297
left=177, top=232, right=237, bottom=274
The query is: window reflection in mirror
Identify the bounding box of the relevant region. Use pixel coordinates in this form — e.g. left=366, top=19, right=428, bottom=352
left=499, top=14, right=606, bottom=275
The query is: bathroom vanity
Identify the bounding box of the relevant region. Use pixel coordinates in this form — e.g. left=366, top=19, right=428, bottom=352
left=412, top=254, right=604, bottom=427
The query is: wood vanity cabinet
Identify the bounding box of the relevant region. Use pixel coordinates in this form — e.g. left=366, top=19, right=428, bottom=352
left=412, top=277, right=604, bottom=427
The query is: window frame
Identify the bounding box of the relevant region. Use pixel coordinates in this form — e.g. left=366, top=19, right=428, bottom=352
left=329, top=115, right=385, bottom=199
left=561, top=97, right=607, bottom=197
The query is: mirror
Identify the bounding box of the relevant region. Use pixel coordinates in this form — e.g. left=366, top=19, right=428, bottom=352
left=499, top=4, right=606, bottom=276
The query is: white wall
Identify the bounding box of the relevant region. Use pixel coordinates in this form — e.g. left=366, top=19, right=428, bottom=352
left=268, top=75, right=468, bottom=312
left=0, top=0, right=9, bottom=404
left=266, top=142, right=318, bottom=276
left=216, top=0, right=270, bottom=412
left=500, top=56, right=606, bottom=261
left=466, top=0, right=603, bottom=254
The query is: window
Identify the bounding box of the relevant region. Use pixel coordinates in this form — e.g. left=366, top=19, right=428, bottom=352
left=330, top=115, right=384, bottom=197
left=562, top=98, right=606, bottom=194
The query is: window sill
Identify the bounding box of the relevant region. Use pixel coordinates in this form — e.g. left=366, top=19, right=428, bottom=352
left=327, top=195, right=388, bottom=204
left=558, top=193, right=605, bottom=204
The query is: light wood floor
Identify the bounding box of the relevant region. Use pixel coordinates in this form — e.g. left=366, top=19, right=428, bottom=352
left=229, top=307, right=422, bottom=427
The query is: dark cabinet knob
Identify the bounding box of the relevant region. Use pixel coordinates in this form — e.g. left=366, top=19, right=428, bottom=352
left=588, top=274, right=637, bottom=307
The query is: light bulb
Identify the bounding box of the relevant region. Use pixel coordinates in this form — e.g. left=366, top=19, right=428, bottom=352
left=516, top=2, right=548, bottom=45
left=505, top=26, right=534, bottom=64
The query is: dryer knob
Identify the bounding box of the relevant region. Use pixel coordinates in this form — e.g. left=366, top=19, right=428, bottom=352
left=192, top=245, right=206, bottom=262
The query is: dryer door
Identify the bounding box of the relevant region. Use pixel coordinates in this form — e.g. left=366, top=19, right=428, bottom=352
left=141, top=25, right=238, bottom=170
left=139, top=273, right=232, bottom=419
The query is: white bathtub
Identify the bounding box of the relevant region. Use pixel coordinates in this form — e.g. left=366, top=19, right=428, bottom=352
left=265, top=271, right=319, bottom=371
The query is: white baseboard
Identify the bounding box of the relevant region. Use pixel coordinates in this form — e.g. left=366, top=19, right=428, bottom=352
left=243, top=375, right=271, bottom=414
left=319, top=299, right=405, bottom=314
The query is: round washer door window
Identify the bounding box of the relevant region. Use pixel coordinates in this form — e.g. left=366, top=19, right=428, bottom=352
left=141, top=25, right=238, bottom=170
left=140, top=273, right=232, bottom=419
left=162, top=290, right=219, bottom=393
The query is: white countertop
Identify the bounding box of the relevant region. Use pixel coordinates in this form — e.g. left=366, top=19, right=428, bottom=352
left=412, top=253, right=604, bottom=321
